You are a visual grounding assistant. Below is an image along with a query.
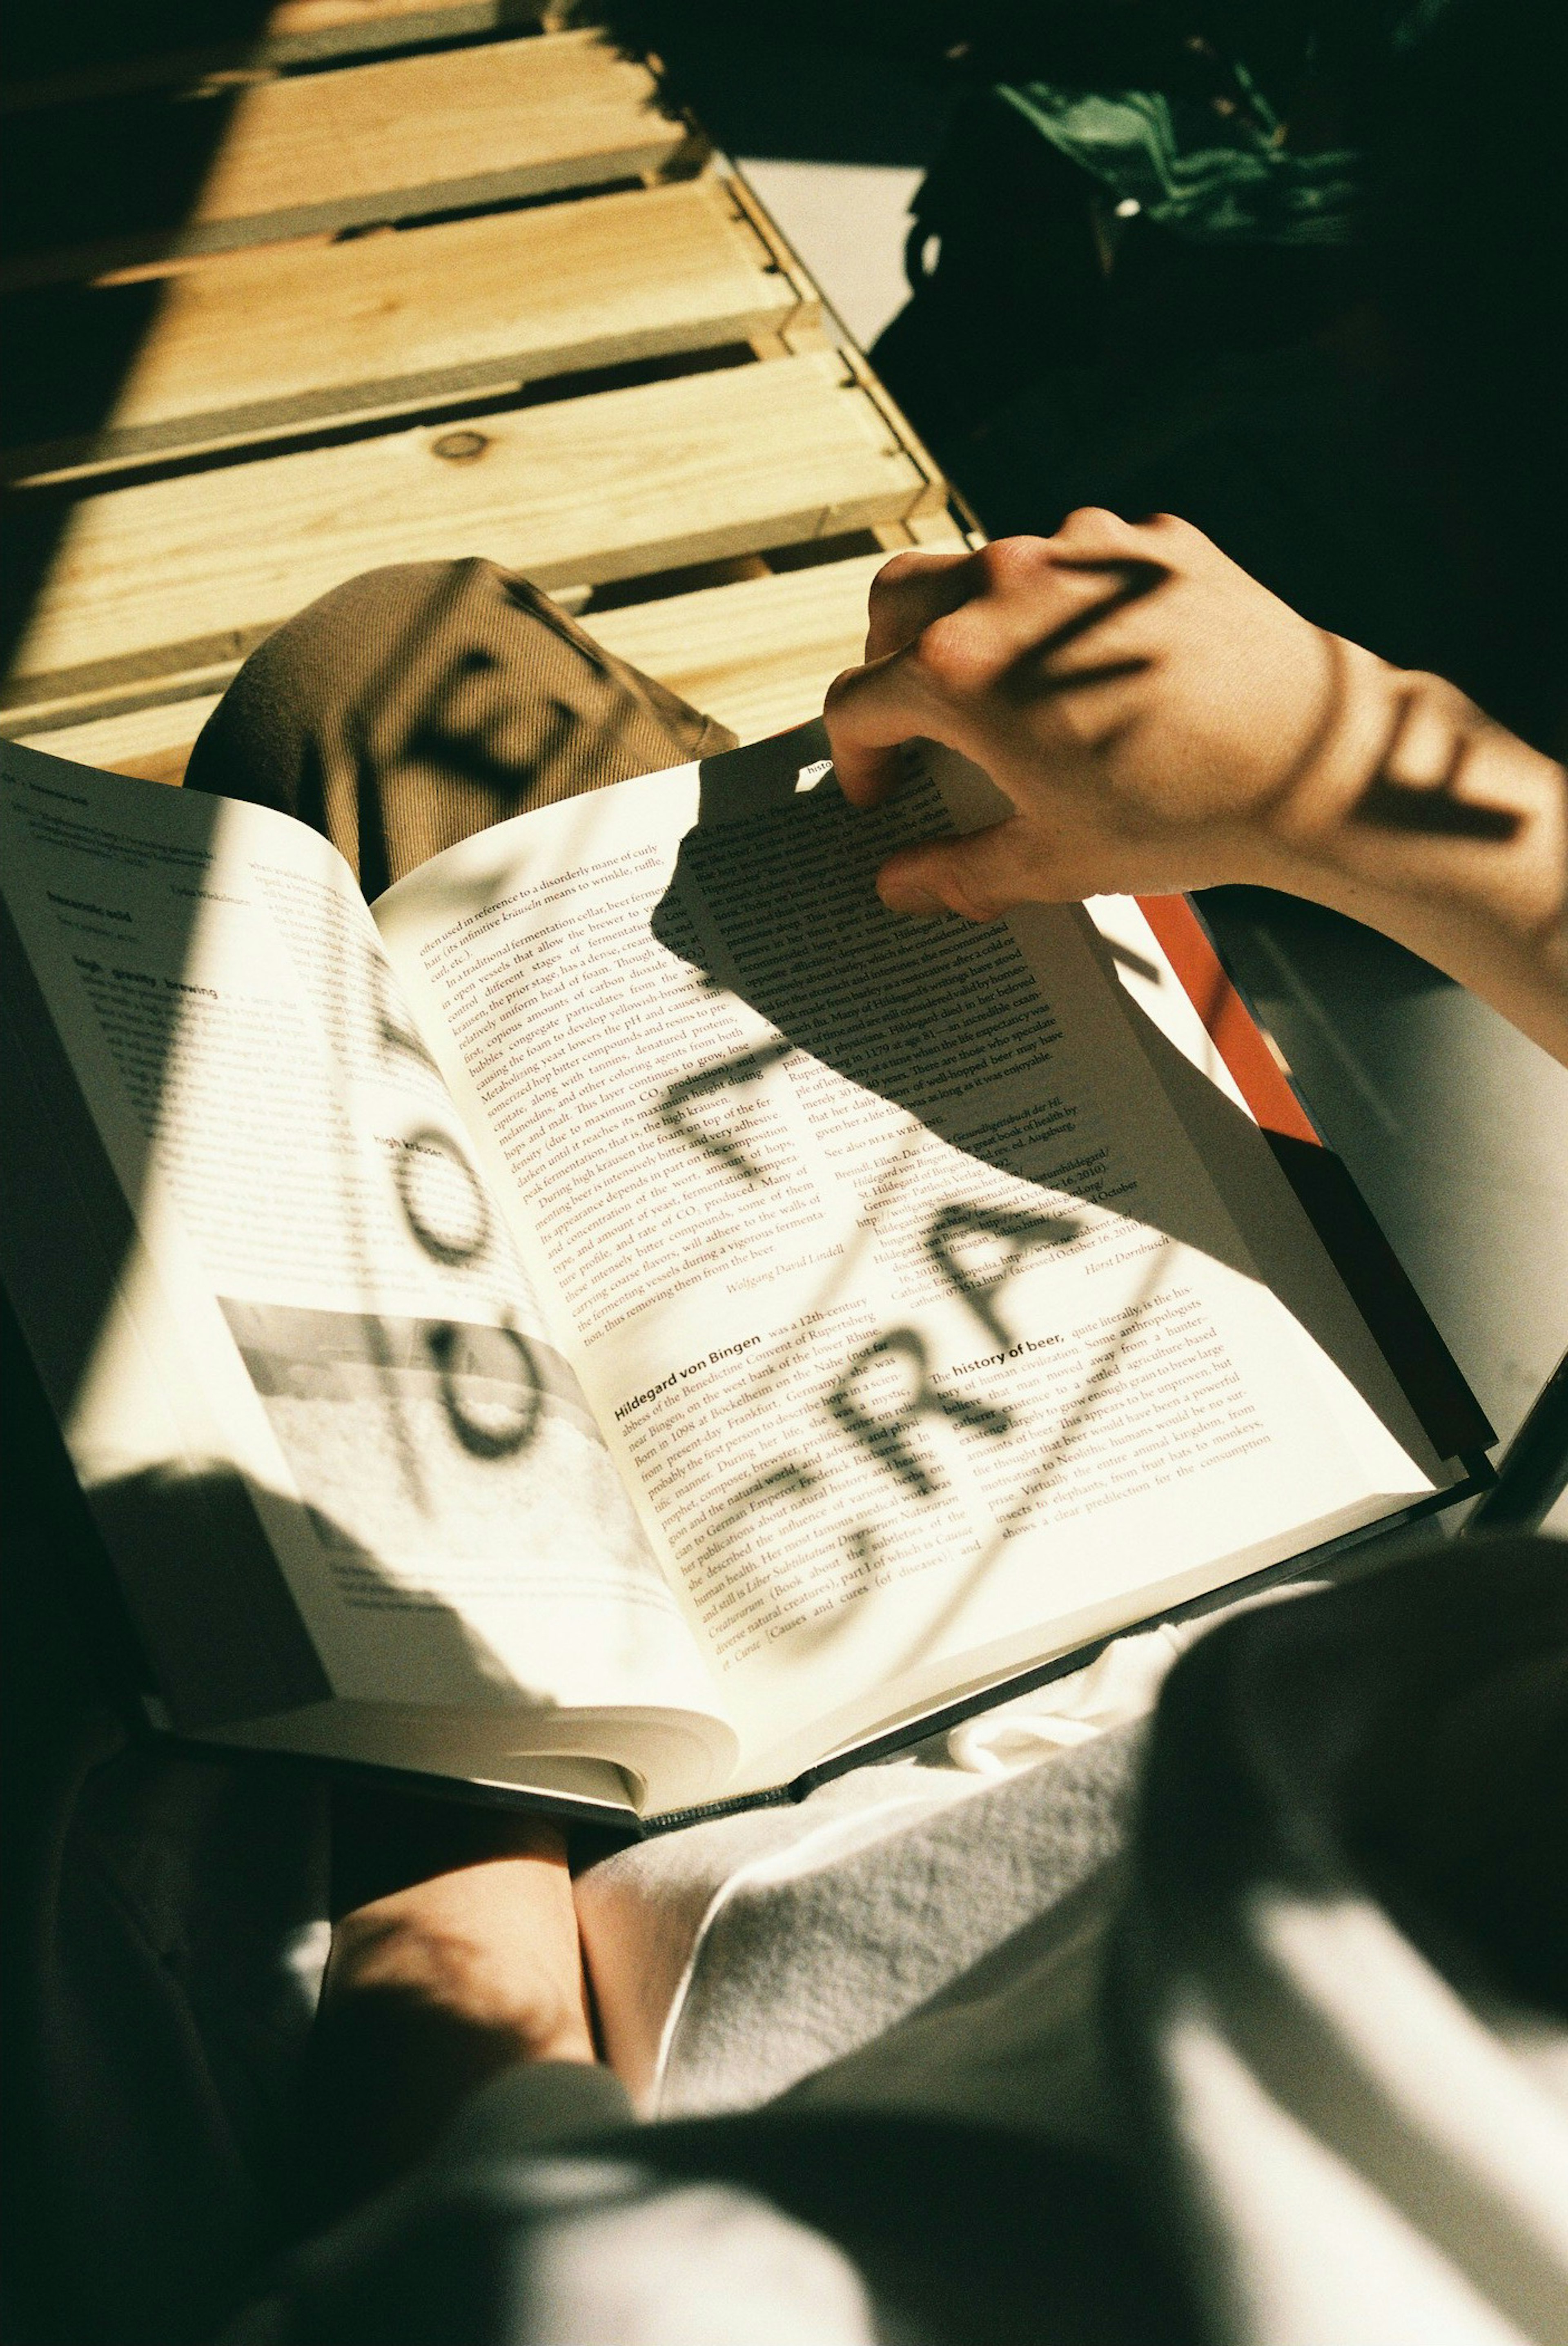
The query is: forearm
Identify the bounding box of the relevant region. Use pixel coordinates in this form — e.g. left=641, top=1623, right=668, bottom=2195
left=824, top=522, right=1568, bottom=1067
left=305, top=1806, right=598, bottom=2220
left=1255, top=653, right=1568, bottom=1062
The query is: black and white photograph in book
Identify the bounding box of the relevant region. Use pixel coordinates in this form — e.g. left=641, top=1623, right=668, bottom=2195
left=218, top=1300, right=655, bottom=1623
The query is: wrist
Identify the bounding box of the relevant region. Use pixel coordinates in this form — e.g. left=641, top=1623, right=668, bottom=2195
left=1240, top=652, right=1568, bottom=1058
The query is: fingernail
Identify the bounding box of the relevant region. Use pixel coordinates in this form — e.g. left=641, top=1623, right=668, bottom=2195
left=879, top=881, right=944, bottom=917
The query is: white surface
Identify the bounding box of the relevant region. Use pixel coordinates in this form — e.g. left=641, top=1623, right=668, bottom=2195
left=735, top=159, right=920, bottom=351
left=1207, top=903, right=1568, bottom=1461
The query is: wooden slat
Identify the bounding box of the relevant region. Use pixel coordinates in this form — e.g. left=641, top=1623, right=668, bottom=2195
left=4, top=178, right=816, bottom=485
left=17, top=695, right=226, bottom=784
left=1, top=2, right=546, bottom=111
left=594, top=538, right=968, bottom=744
left=2, top=349, right=945, bottom=718
left=16, top=534, right=969, bottom=781
left=2, top=663, right=258, bottom=743
left=1, top=33, right=689, bottom=291
left=254, top=0, right=542, bottom=65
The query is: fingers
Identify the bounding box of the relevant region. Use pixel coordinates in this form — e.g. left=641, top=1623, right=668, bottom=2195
left=822, top=552, right=978, bottom=807
left=863, top=547, right=976, bottom=662
left=832, top=511, right=1317, bottom=918
left=823, top=644, right=946, bottom=807
left=830, top=531, right=1152, bottom=805
left=874, top=819, right=1068, bottom=921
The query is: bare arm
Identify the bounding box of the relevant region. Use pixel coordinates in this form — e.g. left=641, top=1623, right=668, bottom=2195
left=823, top=512, right=1568, bottom=1065
left=306, top=1806, right=596, bottom=2212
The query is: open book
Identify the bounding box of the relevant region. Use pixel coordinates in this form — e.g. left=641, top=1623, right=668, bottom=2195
left=0, top=725, right=1491, bottom=1825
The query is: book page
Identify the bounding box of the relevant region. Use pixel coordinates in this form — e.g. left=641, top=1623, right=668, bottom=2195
left=376, top=725, right=1441, bottom=1780
left=0, top=743, right=726, bottom=1800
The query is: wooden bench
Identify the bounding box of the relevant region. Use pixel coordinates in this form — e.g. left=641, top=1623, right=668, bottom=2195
left=4, top=11, right=970, bottom=778
left=1, top=32, right=694, bottom=289
left=4, top=178, right=819, bottom=484
left=3, top=0, right=548, bottom=109
left=23, top=539, right=958, bottom=783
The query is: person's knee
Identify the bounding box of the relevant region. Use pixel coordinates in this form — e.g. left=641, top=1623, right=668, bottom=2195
left=185, top=559, right=530, bottom=813
left=223, top=561, right=496, bottom=736
left=184, top=552, right=728, bottom=881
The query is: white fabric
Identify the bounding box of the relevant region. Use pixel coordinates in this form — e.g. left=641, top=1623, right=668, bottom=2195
left=1159, top=1895, right=1568, bottom=2346
left=520, top=2168, right=876, bottom=2345
left=578, top=1619, right=1190, bottom=2114
left=577, top=1580, right=1568, bottom=2346
left=944, top=1618, right=1194, bottom=1772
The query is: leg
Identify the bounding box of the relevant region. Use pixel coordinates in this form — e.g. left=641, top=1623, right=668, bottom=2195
left=183, top=560, right=739, bottom=895
left=232, top=1539, right=1565, bottom=2345
left=2, top=564, right=735, bottom=2339
left=0, top=1294, right=330, bottom=2346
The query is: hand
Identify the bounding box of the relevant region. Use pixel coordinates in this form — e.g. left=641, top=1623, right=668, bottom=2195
left=306, top=1809, right=595, bottom=2212
left=823, top=511, right=1568, bottom=1061
left=824, top=509, right=1388, bottom=916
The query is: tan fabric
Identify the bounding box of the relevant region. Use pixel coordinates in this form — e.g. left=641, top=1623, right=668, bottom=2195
left=184, top=560, right=739, bottom=897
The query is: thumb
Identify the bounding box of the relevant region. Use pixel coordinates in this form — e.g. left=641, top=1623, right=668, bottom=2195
left=875, top=819, right=1051, bottom=922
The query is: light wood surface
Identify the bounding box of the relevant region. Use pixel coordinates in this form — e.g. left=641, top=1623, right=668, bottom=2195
left=4, top=350, right=943, bottom=717
left=1, top=661, right=259, bottom=742
left=4, top=179, right=815, bottom=483
left=594, top=539, right=967, bottom=742
left=17, top=695, right=227, bottom=784
left=1, top=3, right=547, bottom=110
left=15, top=537, right=967, bottom=781
left=2, top=33, right=688, bottom=289
left=249, top=0, right=541, bottom=56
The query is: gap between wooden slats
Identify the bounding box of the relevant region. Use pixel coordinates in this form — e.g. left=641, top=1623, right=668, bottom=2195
left=2, top=2, right=549, bottom=112
left=592, top=537, right=968, bottom=743
left=3, top=178, right=817, bottom=486
left=0, top=33, right=690, bottom=292
left=3, top=349, right=945, bottom=718
left=16, top=532, right=969, bottom=777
